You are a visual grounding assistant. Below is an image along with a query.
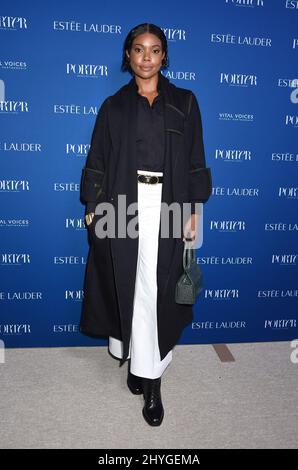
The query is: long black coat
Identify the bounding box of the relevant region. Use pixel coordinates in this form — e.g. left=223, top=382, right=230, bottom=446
left=79, top=70, right=212, bottom=367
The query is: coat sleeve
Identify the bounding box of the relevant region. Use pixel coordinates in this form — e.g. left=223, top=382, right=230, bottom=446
left=185, top=91, right=212, bottom=214
left=80, top=96, right=111, bottom=216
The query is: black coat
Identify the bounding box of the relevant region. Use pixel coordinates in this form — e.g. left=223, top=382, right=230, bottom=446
left=79, top=70, right=212, bottom=367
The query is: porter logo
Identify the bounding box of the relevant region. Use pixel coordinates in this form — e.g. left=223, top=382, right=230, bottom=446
left=285, top=115, right=298, bottom=126
left=220, top=72, right=257, bottom=86
left=0, top=180, right=30, bottom=191
left=0, top=324, right=31, bottom=334
left=225, top=0, right=264, bottom=6
left=1, top=254, right=31, bottom=265
left=162, top=28, right=186, bottom=41
left=0, top=16, right=27, bottom=29
left=66, top=143, right=90, bottom=157
left=215, top=149, right=252, bottom=161
left=264, top=319, right=297, bottom=329
left=66, top=63, right=108, bottom=78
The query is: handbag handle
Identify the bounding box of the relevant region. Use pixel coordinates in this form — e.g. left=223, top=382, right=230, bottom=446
left=183, top=244, right=196, bottom=271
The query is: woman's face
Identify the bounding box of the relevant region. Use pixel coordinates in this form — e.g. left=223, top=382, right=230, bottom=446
left=126, top=32, right=165, bottom=79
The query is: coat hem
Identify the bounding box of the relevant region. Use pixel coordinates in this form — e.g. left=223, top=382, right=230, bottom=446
left=79, top=325, right=122, bottom=342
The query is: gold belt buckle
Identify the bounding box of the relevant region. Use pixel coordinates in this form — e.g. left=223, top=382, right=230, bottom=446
left=150, top=175, right=159, bottom=184
left=138, top=174, right=159, bottom=184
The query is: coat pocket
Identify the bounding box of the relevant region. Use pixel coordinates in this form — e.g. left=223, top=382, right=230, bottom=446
left=166, top=128, right=184, bottom=136
left=80, top=167, right=105, bottom=203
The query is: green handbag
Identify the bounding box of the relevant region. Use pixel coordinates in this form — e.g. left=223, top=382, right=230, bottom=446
left=175, top=243, right=203, bottom=304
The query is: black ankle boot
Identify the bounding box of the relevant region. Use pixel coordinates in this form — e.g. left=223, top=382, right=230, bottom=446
left=142, top=377, right=164, bottom=426
left=127, top=360, right=143, bottom=395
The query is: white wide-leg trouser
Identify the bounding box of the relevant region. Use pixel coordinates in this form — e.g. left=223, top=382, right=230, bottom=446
left=108, top=169, right=173, bottom=379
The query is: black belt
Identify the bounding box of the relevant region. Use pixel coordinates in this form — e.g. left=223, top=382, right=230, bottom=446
left=137, top=174, right=163, bottom=184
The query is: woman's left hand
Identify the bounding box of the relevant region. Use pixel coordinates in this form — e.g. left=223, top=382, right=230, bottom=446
left=183, top=213, right=199, bottom=246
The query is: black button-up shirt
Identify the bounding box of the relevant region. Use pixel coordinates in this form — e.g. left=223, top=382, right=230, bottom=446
left=132, top=74, right=165, bottom=171
left=131, top=73, right=199, bottom=214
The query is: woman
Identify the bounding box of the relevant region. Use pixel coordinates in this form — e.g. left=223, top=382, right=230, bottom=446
left=80, top=23, right=212, bottom=427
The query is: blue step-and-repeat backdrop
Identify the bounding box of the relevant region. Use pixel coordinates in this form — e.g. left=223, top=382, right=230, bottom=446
left=1, top=0, right=297, bottom=349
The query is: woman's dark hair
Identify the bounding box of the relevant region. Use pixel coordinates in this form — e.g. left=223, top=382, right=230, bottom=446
left=121, top=23, right=169, bottom=74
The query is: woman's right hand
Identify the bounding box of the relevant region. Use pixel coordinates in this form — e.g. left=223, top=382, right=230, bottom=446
left=85, top=212, right=95, bottom=226
left=182, top=213, right=198, bottom=246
